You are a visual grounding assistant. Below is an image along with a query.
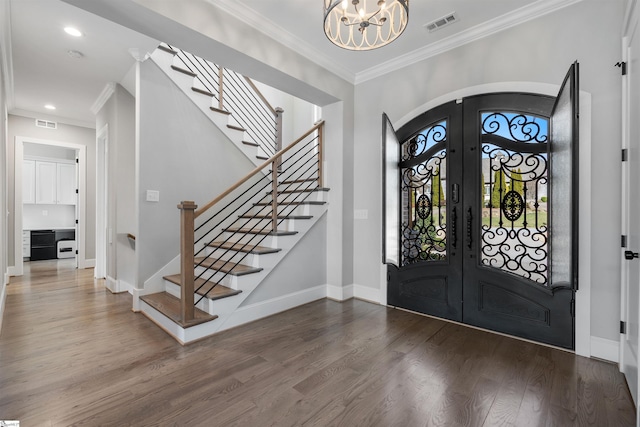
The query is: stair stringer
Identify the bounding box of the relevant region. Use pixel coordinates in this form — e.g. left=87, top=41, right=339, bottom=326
left=150, top=48, right=266, bottom=168
left=141, top=203, right=328, bottom=344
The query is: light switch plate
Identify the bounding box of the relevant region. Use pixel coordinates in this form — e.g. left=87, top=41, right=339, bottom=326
left=354, top=209, right=368, bottom=220
left=146, top=190, right=160, bottom=202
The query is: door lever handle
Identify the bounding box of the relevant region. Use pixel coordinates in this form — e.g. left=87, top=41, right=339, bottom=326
left=625, top=250, right=639, bottom=260
left=466, top=207, right=472, bottom=250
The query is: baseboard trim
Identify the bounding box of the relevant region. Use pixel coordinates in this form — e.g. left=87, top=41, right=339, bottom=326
left=591, top=336, right=619, bottom=363
left=0, top=281, right=6, bottom=335
left=7, top=266, right=18, bottom=277
left=326, top=284, right=381, bottom=304
left=220, top=285, right=327, bottom=332
left=83, top=259, right=96, bottom=269
left=352, top=284, right=381, bottom=304
left=326, top=284, right=354, bottom=301
left=105, top=276, right=117, bottom=293
left=105, top=279, right=135, bottom=295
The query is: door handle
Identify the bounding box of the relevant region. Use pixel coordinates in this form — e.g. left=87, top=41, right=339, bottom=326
left=451, top=206, right=457, bottom=249
left=466, top=207, right=472, bottom=250
left=625, top=250, right=639, bottom=260
left=452, top=183, right=459, bottom=204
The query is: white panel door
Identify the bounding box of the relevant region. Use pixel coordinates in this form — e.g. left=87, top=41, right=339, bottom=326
left=57, top=163, right=77, bottom=205
left=621, top=13, right=640, bottom=411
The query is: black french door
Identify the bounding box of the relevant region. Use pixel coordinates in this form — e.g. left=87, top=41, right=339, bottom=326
left=384, top=63, right=579, bottom=349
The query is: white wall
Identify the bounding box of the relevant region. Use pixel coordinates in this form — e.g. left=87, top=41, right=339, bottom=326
left=253, top=81, right=317, bottom=146
left=7, top=115, right=96, bottom=266
left=96, top=83, right=137, bottom=290
left=240, top=215, right=327, bottom=306
left=352, top=0, right=625, bottom=342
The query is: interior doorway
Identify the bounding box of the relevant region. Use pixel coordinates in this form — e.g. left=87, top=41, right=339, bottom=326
left=13, top=137, right=87, bottom=276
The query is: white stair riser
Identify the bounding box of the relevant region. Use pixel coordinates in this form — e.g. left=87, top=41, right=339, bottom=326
left=221, top=232, right=278, bottom=247
left=230, top=217, right=292, bottom=231
left=203, top=247, right=257, bottom=266
left=194, top=266, right=238, bottom=289
left=249, top=203, right=317, bottom=217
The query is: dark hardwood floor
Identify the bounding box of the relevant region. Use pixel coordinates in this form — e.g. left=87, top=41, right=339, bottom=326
left=0, top=260, right=636, bottom=426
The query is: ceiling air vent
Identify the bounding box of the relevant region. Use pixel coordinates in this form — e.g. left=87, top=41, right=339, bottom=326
left=35, top=119, right=57, bottom=129
left=424, top=12, right=458, bottom=32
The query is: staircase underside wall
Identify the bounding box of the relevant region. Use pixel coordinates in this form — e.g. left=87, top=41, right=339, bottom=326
left=239, top=214, right=327, bottom=307
left=137, top=59, right=255, bottom=285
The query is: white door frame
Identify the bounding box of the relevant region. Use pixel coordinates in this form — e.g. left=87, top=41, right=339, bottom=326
left=13, top=136, right=87, bottom=275
left=620, top=0, right=640, bottom=414
left=95, top=124, right=108, bottom=279
left=384, top=81, right=592, bottom=357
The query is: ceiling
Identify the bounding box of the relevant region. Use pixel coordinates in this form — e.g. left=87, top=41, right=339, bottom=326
left=5, top=0, right=579, bottom=127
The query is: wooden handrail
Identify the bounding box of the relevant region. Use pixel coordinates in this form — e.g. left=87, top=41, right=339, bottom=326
left=244, top=76, right=278, bottom=116
left=194, top=120, right=325, bottom=218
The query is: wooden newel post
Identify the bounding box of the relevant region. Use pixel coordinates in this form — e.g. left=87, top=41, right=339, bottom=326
left=178, top=200, right=197, bottom=322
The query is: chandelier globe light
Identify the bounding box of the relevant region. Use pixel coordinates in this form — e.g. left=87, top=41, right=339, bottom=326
left=323, top=0, right=409, bottom=51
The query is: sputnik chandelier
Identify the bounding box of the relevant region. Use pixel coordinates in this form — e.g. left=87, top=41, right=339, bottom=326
left=323, top=0, right=409, bottom=51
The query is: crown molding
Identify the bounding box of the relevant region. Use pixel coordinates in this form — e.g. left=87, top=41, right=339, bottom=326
left=206, top=0, right=584, bottom=87
left=355, top=0, right=585, bottom=84
left=0, top=0, right=15, bottom=111
left=210, top=0, right=356, bottom=84
left=90, top=82, right=116, bottom=115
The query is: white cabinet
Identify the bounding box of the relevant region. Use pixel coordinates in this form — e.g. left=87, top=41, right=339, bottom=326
left=57, top=163, right=77, bottom=205
left=22, top=160, right=35, bottom=204
left=35, top=161, right=57, bottom=204
left=22, top=230, right=31, bottom=258
left=25, top=159, right=76, bottom=205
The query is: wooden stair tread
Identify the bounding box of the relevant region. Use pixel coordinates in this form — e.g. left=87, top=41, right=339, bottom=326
left=271, top=187, right=330, bottom=194
left=194, top=257, right=263, bottom=275
left=163, top=274, right=242, bottom=300
left=171, top=65, right=196, bottom=77
left=227, top=124, right=246, bottom=132
left=238, top=214, right=313, bottom=220
left=281, top=178, right=318, bottom=184
left=256, top=155, right=269, bottom=160
left=210, top=106, right=231, bottom=115
left=242, top=140, right=259, bottom=147
left=140, top=292, right=217, bottom=328
left=192, top=87, right=214, bottom=97
left=224, top=228, right=298, bottom=236
left=206, top=241, right=281, bottom=254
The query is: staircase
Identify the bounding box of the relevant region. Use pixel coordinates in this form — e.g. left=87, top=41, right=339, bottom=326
left=137, top=44, right=328, bottom=344
left=151, top=44, right=283, bottom=166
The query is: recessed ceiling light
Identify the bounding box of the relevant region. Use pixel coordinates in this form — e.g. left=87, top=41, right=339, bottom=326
left=64, top=27, right=82, bottom=37
left=44, top=104, right=56, bottom=110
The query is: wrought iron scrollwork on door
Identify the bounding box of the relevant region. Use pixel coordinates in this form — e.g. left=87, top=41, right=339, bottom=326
left=400, top=120, right=448, bottom=266
left=480, top=112, right=549, bottom=285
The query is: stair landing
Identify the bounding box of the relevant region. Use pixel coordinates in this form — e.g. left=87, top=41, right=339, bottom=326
left=140, top=292, right=217, bottom=328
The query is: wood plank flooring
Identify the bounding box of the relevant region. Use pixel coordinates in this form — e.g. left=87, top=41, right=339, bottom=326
left=0, top=260, right=636, bottom=426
